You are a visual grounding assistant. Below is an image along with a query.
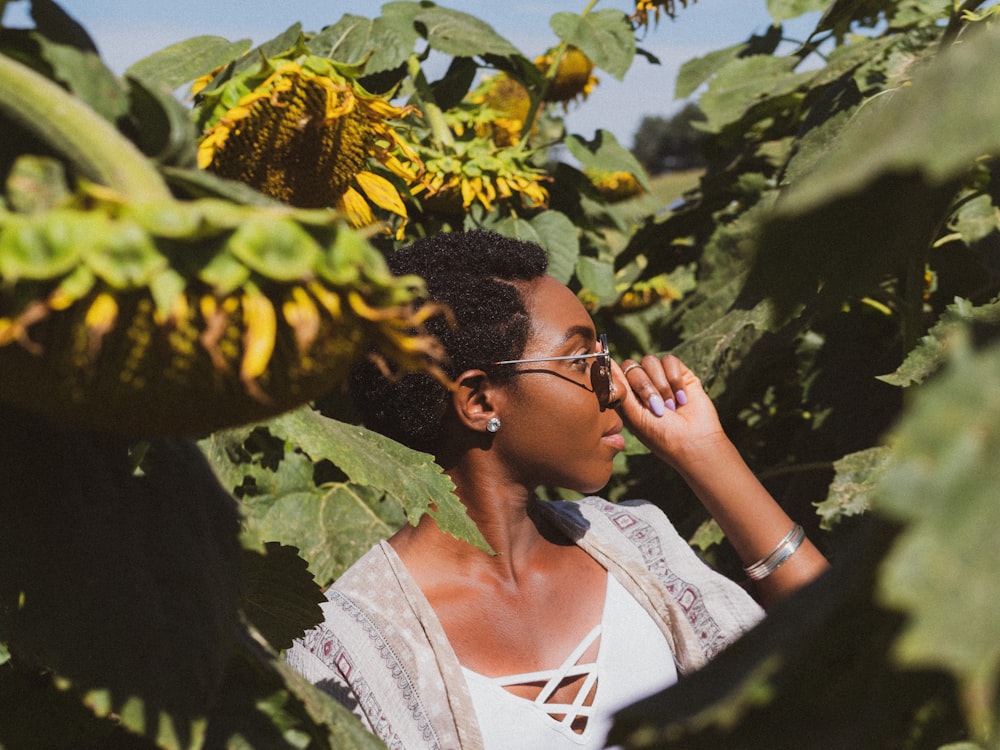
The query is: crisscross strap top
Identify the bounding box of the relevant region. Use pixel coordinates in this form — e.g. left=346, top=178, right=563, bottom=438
left=462, top=574, right=678, bottom=749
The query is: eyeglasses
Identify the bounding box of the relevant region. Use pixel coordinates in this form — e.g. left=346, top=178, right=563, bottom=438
left=492, top=333, right=613, bottom=408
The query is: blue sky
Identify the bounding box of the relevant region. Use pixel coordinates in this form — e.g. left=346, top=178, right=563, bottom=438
left=3, top=1, right=805, bottom=145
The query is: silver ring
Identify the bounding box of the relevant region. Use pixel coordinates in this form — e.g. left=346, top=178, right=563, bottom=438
left=622, top=363, right=643, bottom=377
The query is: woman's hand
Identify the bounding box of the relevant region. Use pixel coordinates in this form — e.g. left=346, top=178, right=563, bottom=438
left=612, top=353, right=830, bottom=606
left=612, top=354, right=729, bottom=471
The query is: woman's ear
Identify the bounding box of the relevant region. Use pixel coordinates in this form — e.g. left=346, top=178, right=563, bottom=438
left=451, top=369, right=502, bottom=433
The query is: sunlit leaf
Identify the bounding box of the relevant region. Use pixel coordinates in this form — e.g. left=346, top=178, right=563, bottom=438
left=127, top=36, right=252, bottom=89
left=242, top=483, right=404, bottom=587
left=815, top=446, right=890, bottom=530
left=698, top=55, right=807, bottom=133
left=878, top=298, right=1000, bottom=387
left=264, top=408, right=487, bottom=552
left=413, top=5, right=520, bottom=58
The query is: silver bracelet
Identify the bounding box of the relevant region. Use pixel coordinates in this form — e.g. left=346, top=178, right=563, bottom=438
left=744, top=524, right=805, bottom=581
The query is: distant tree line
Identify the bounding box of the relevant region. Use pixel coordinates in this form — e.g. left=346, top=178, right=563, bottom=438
left=631, top=102, right=707, bottom=174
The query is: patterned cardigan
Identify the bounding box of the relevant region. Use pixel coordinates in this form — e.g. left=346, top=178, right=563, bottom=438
left=286, top=497, right=765, bottom=750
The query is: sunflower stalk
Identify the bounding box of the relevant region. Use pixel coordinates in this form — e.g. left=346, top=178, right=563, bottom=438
left=407, top=53, right=454, bottom=149
left=0, top=53, right=171, bottom=203
left=519, top=0, right=600, bottom=142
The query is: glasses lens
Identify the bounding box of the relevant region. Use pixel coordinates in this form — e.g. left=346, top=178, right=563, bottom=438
left=591, top=334, right=611, bottom=408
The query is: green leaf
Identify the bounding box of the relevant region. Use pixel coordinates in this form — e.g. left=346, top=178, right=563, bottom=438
left=0, top=413, right=244, bottom=750
left=28, top=0, right=97, bottom=51
left=576, top=255, right=618, bottom=307
left=413, top=5, right=521, bottom=58
left=675, top=41, right=750, bottom=100
left=766, top=0, right=829, bottom=22
left=565, top=130, right=652, bottom=192
left=698, top=55, right=807, bottom=133
left=878, top=298, right=1000, bottom=387
left=815, top=446, right=890, bottom=530
left=240, top=543, right=324, bottom=651
left=2, top=155, right=70, bottom=214
left=875, top=340, right=1000, bottom=740
left=0, top=212, right=79, bottom=282
left=225, top=218, right=321, bottom=282
left=127, top=36, right=252, bottom=90
left=242, top=483, right=405, bottom=587
left=35, top=35, right=129, bottom=123
left=550, top=9, right=636, bottom=80
left=531, top=211, right=580, bottom=285
left=309, top=13, right=418, bottom=75
left=774, top=25, right=1000, bottom=215
left=78, top=214, right=168, bottom=289
left=0, top=642, right=9, bottom=666
left=264, top=408, right=487, bottom=552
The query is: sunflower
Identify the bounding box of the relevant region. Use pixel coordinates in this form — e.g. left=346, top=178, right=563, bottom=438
left=585, top=168, right=646, bottom=203
left=465, top=73, right=533, bottom=146
left=632, top=0, right=697, bottom=28
left=196, top=52, right=422, bottom=238
left=409, top=103, right=550, bottom=217
left=535, top=46, right=598, bottom=105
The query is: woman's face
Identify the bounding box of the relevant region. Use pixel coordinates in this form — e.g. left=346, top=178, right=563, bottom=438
left=492, top=275, right=625, bottom=494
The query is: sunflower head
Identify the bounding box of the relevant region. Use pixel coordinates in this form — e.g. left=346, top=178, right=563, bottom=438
left=536, top=46, right=598, bottom=105
left=585, top=168, right=645, bottom=203
left=467, top=73, right=533, bottom=146
left=632, top=0, right=697, bottom=29
left=195, top=51, right=422, bottom=236
left=409, top=104, right=550, bottom=217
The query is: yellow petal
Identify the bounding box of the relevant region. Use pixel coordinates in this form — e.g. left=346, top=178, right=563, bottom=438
left=338, top=186, right=374, bottom=227
left=240, top=289, right=277, bottom=392
left=356, top=171, right=408, bottom=218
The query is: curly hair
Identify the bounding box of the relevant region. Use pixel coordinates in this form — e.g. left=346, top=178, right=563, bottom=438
left=349, top=230, right=549, bottom=453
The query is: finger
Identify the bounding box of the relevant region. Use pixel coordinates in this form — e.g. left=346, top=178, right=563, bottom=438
left=621, top=358, right=671, bottom=416
left=661, top=353, right=698, bottom=407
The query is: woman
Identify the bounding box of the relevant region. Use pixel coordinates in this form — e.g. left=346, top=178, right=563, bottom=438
left=287, top=230, right=828, bottom=749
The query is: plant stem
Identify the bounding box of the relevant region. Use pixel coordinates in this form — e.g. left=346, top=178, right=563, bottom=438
left=0, top=52, right=171, bottom=202
left=520, top=0, right=601, bottom=143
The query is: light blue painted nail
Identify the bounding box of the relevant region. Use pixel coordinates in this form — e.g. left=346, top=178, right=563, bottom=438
left=675, top=389, right=688, bottom=406
left=665, top=398, right=677, bottom=412
left=649, top=394, right=665, bottom=417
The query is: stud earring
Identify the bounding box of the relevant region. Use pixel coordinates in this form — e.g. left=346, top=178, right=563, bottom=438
left=486, top=417, right=501, bottom=433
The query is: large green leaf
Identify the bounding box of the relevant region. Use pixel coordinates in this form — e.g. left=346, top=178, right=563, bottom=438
left=309, top=11, right=419, bottom=75
left=264, top=408, right=485, bottom=551
left=241, top=543, right=324, bottom=651
left=875, top=340, right=1000, bottom=741
left=550, top=9, right=635, bottom=80
left=697, top=55, right=808, bottom=134
left=411, top=4, right=521, bottom=58
left=878, top=297, right=1000, bottom=387
left=127, top=36, right=253, bottom=90
left=0, top=409, right=244, bottom=750
left=242, top=484, right=405, bottom=587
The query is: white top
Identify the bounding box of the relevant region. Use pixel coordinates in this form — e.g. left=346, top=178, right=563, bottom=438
left=462, top=573, right=678, bottom=749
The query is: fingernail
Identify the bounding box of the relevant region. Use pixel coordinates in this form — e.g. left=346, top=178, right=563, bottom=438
left=649, top=394, right=665, bottom=417
left=665, top=397, right=677, bottom=412
left=675, top=389, right=688, bottom=406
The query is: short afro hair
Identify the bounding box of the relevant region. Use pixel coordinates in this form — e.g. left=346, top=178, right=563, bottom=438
left=349, top=230, right=548, bottom=453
